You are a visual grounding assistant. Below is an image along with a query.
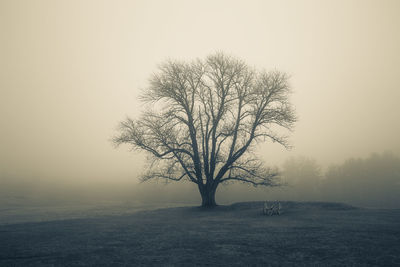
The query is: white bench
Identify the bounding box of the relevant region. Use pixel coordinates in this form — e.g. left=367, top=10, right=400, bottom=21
left=263, top=201, right=281, bottom=216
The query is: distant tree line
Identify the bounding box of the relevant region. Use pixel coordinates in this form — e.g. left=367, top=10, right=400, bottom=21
left=279, top=152, right=400, bottom=208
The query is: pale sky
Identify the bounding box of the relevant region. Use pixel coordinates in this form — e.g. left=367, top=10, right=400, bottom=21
left=1, top=0, right=399, bottom=185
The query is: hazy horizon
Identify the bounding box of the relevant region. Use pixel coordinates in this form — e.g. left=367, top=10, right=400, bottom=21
left=1, top=0, right=400, bottom=194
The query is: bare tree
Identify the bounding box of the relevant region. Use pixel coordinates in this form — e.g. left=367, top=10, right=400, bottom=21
left=114, top=52, right=296, bottom=207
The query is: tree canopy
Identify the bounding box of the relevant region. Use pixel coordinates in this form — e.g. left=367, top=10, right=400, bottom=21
left=114, top=52, right=296, bottom=206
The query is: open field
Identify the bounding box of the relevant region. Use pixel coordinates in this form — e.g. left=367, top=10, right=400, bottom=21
left=1, top=201, right=399, bottom=266
left=0, top=199, right=194, bottom=226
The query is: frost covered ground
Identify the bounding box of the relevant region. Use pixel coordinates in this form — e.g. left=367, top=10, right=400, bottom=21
left=1, top=201, right=399, bottom=266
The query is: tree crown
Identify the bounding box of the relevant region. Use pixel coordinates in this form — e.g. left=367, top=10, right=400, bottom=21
left=114, top=52, right=296, bottom=188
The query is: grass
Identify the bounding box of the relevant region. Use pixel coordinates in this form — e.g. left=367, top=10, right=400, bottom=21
left=0, top=201, right=399, bottom=266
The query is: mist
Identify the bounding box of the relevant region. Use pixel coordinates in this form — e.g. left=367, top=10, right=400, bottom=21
left=1, top=0, right=400, bottom=213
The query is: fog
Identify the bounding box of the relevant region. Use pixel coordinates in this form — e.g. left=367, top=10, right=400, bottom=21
left=1, top=1, right=400, bottom=211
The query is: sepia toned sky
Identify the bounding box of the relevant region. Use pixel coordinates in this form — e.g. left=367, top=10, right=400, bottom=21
left=1, top=0, right=399, bottom=185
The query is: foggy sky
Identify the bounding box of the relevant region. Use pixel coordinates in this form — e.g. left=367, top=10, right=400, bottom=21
left=1, top=0, right=399, bottom=186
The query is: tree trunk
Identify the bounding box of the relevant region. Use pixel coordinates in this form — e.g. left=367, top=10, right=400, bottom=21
left=200, top=187, right=217, bottom=207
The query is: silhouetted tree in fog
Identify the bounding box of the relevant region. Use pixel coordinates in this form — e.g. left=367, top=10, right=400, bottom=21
left=321, top=152, right=400, bottom=207
left=114, top=52, right=296, bottom=207
left=282, top=156, right=322, bottom=200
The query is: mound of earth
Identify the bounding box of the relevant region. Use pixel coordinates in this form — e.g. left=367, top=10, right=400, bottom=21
left=227, top=201, right=357, bottom=212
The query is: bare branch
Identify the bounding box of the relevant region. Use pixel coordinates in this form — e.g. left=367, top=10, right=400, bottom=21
left=114, top=52, right=296, bottom=206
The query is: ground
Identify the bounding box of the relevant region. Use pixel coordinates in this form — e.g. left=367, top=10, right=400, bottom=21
left=1, top=201, right=399, bottom=266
